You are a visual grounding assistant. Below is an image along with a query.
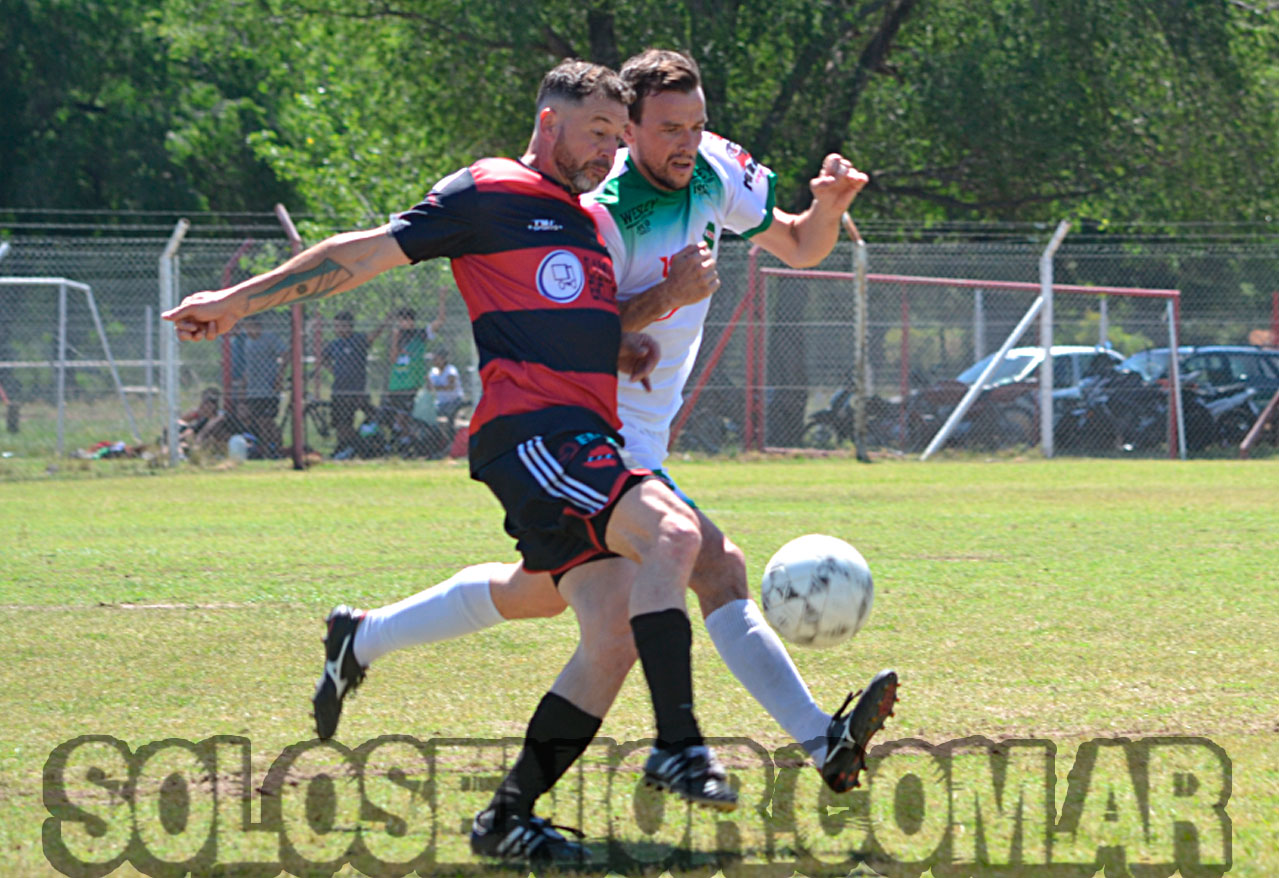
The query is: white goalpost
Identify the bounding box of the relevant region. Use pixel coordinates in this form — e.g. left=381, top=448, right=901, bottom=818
left=0, top=277, right=142, bottom=455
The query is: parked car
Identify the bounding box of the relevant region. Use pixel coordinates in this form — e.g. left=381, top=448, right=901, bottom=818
left=1178, top=347, right=1279, bottom=447
left=906, top=345, right=1125, bottom=450
left=1115, top=347, right=1194, bottom=382
left=1180, top=346, right=1279, bottom=395
left=1089, top=345, right=1279, bottom=451
left=1119, top=345, right=1279, bottom=395
left=955, top=345, right=1126, bottom=397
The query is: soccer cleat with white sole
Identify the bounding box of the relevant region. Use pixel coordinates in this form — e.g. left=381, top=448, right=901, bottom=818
left=311, top=605, right=366, bottom=740
left=470, top=807, right=591, bottom=865
left=642, top=744, right=738, bottom=811
left=821, top=668, right=899, bottom=793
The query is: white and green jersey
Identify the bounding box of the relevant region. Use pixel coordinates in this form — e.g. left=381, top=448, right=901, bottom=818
left=584, top=131, right=776, bottom=470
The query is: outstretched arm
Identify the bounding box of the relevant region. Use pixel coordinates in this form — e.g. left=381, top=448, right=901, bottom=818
left=750, top=153, right=869, bottom=268
left=163, top=225, right=410, bottom=341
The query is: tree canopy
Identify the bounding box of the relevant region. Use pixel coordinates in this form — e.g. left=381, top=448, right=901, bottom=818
left=3, top=0, right=1277, bottom=223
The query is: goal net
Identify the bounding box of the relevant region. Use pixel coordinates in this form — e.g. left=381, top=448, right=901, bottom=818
left=0, top=277, right=143, bottom=456
left=704, top=260, right=1185, bottom=459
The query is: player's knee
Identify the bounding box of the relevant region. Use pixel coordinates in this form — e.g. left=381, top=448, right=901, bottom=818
left=596, top=631, right=638, bottom=674
left=491, top=567, right=566, bottom=620
left=520, top=589, right=568, bottom=619
left=657, top=503, right=702, bottom=569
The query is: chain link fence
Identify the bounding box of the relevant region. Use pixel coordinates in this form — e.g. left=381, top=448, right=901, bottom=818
left=2, top=215, right=1277, bottom=472
left=681, top=232, right=1279, bottom=459
left=0, top=213, right=481, bottom=468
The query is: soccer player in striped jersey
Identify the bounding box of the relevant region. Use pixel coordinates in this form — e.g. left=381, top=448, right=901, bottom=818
left=165, top=59, right=738, bottom=866
left=327, top=48, right=898, bottom=801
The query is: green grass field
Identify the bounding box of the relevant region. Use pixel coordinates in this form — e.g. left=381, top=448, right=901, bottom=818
left=2, top=456, right=1276, bottom=876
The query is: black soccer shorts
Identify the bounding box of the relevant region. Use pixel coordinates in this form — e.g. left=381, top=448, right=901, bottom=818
left=474, top=430, right=652, bottom=577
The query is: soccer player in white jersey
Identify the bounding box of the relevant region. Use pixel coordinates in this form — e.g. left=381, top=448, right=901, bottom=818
left=314, top=49, right=898, bottom=794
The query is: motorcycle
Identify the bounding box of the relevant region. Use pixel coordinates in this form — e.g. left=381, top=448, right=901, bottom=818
left=1054, top=366, right=1215, bottom=454
left=1181, top=374, right=1261, bottom=448
left=802, top=386, right=903, bottom=451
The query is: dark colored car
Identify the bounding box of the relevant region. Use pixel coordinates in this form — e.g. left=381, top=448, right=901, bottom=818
left=1119, top=345, right=1279, bottom=398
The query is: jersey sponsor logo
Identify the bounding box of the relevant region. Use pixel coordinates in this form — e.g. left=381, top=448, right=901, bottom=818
left=691, top=163, right=714, bottom=196
left=536, top=249, right=586, bottom=303
left=583, top=255, right=618, bottom=304
left=527, top=218, right=564, bottom=232
left=719, top=137, right=763, bottom=191
left=620, top=199, right=656, bottom=229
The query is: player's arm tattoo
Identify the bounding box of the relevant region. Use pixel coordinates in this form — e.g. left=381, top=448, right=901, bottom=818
left=249, top=259, right=355, bottom=311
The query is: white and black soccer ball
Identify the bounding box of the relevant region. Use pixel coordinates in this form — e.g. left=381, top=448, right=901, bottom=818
left=760, top=534, right=874, bottom=648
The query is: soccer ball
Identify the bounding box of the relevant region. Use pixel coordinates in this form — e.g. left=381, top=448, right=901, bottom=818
left=760, top=534, right=874, bottom=648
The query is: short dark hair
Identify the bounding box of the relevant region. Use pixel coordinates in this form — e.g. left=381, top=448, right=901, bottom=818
left=536, top=59, right=633, bottom=111
left=620, top=49, right=701, bottom=123
left=396, top=307, right=416, bottom=321
left=334, top=311, right=354, bottom=323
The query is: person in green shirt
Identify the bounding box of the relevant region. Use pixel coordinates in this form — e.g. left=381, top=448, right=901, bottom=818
left=384, top=290, right=447, bottom=416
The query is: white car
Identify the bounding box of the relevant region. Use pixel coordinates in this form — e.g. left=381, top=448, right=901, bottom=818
left=955, top=345, right=1125, bottom=398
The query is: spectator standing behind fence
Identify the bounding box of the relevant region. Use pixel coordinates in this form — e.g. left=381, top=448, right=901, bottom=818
left=320, top=311, right=389, bottom=456
left=240, top=313, right=286, bottom=456
left=429, top=348, right=465, bottom=421
left=383, top=291, right=446, bottom=417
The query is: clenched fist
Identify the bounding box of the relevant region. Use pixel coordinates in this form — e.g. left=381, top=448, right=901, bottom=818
left=810, top=153, right=869, bottom=213
left=663, top=241, right=720, bottom=309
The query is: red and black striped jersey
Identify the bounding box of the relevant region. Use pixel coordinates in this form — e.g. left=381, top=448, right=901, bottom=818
left=391, top=158, right=623, bottom=471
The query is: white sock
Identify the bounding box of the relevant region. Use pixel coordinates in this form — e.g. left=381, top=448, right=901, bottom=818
left=353, top=562, right=507, bottom=666
left=704, top=598, right=833, bottom=765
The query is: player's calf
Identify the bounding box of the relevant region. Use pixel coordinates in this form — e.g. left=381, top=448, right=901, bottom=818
left=688, top=514, right=750, bottom=618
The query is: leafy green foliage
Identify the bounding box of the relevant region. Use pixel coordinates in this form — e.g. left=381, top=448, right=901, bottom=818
left=0, top=0, right=296, bottom=210
left=2, top=0, right=1277, bottom=223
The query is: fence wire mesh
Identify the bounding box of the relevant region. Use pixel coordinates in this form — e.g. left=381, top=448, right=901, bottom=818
left=1, top=218, right=1276, bottom=469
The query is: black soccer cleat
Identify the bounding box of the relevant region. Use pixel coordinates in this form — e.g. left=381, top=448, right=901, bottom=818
left=470, top=807, right=592, bottom=865
left=311, top=605, right=366, bottom=740
left=821, top=668, right=899, bottom=794
left=642, top=744, right=738, bottom=812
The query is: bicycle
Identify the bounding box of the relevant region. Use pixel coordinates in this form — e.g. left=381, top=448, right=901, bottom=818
left=277, top=385, right=334, bottom=444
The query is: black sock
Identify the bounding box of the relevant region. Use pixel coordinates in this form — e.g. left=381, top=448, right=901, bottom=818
left=630, top=608, right=703, bottom=751
left=489, top=692, right=602, bottom=822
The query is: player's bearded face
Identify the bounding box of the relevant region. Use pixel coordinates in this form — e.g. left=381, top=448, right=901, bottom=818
left=627, top=87, right=708, bottom=192
left=548, top=96, right=627, bottom=195
left=553, top=137, right=613, bottom=194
